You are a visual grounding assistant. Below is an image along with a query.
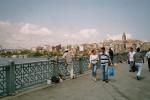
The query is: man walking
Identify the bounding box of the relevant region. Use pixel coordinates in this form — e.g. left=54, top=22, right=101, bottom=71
left=108, top=48, right=114, bottom=64
left=134, top=48, right=144, bottom=80
left=99, top=47, right=112, bottom=83
left=146, top=48, right=150, bottom=71
left=128, top=47, right=136, bottom=72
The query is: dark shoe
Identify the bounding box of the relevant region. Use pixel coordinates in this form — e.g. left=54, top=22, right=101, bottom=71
left=105, top=80, right=109, bottom=83
left=73, top=76, right=76, bottom=79
left=136, top=76, right=140, bottom=80
left=129, top=70, right=132, bottom=72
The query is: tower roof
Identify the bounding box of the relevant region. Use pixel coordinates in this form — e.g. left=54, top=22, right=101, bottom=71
left=122, top=32, right=126, bottom=41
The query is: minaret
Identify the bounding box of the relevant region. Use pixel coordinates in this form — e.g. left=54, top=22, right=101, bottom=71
left=122, top=33, right=126, bottom=50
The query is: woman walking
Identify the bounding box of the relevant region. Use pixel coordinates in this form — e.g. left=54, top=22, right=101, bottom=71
left=89, top=50, right=99, bottom=81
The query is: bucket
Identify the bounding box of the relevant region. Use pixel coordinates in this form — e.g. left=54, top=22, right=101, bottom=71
left=47, top=79, right=51, bottom=84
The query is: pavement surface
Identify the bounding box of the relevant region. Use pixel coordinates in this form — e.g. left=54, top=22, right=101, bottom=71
left=1, top=62, right=150, bottom=100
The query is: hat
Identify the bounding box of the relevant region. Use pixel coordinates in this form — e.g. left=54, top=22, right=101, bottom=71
left=64, top=49, right=69, bottom=52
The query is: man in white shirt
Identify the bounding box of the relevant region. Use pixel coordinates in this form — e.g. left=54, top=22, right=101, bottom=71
left=146, top=48, right=150, bottom=71
left=63, top=49, right=75, bottom=79
left=127, top=47, right=136, bottom=72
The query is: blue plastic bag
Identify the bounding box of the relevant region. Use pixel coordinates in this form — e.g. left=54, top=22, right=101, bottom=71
left=108, top=67, right=115, bottom=77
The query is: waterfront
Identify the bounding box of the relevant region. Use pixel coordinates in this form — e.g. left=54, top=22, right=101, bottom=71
left=0, top=57, right=48, bottom=66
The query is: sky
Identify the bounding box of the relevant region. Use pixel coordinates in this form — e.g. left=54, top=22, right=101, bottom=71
left=0, top=0, right=150, bottom=49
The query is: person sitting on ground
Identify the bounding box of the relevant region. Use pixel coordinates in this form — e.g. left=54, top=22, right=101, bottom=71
left=51, top=74, right=63, bottom=83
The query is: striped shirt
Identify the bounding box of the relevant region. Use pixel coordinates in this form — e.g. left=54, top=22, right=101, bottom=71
left=100, top=53, right=110, bottom=65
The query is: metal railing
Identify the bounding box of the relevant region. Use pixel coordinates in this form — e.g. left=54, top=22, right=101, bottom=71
left=0, top=56, right=89, bottom=97
left=14, top=61, right=53, bottom=90
left=0, top=65, right=7, bottom=96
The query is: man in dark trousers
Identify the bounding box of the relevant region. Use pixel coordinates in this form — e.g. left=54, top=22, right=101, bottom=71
left=134, top=48, right=144, bottom=80
left=99, top=47, right=112, bottom=83
left=108, top=48, right=114, bottom=64
left=146, top=48, right=150, bottom=71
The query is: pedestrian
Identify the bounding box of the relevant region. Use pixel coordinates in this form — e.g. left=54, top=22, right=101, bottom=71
left=145, top=48, right=150, bottom=71
left=108, top=48, right=114, bottom=64
left=89, top=49, right=99, bottom=81
left=63, top=49, right=75, bottom=79
left=99, top=47, right=112, bottom=83
left=133, top=48, right=144, bottom=80
left=127, top=47, right=136, bottom=72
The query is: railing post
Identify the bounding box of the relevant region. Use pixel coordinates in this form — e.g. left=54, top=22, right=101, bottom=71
left=116, top=53, right=119, bottom=63
left=52, top=57, right=59, bottom=77
left=79, top=57, right=83, bottom=74
left=56, top=57, right=60, bottom=76
left=6, top=60, right=15, bottom=95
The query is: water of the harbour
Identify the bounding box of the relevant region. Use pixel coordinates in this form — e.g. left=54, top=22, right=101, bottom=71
left=0, top=57, right=48, bottom=66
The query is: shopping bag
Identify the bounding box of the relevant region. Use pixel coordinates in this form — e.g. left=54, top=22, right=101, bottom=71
left=108, top=67, right=115, bottom=77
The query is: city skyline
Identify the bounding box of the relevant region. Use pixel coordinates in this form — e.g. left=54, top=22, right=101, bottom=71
left=0, top=0, right=150, bottom=49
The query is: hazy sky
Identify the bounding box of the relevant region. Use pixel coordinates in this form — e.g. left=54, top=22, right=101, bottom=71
left=0, top=0, right=150, bottom=48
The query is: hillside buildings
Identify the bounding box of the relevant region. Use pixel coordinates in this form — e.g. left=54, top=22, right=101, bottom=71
left=30, top=33, right=150, bottom=54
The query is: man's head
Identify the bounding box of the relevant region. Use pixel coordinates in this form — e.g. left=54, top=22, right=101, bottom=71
left=101, top=47, right=105, bottom=53
left=136, top=48, right=140, bottom=52
left=130, top=47, right=133, bottom=52
left=91, top=49, right=96, bottom=55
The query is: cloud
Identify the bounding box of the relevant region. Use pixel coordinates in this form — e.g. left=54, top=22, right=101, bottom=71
left=0, top=21, right=54, bottom=49
left=106, top=33, right=132, bottom=40
left=0, top=21, right=10, bottom=28
left=79, top=28, right=98, bottom=39
left=20, top=23, right=51, bottom=35
left=63, top=28, right=100, bottom=44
